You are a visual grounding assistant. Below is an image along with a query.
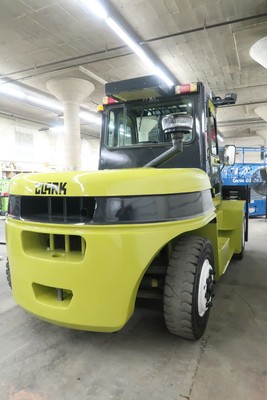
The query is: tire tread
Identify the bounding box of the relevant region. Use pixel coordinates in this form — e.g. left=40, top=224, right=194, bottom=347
left=164, top=236, right=213, bottom=340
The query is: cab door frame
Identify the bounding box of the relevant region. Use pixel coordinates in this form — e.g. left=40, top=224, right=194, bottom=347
left=206, top=99, right=221, bottom=204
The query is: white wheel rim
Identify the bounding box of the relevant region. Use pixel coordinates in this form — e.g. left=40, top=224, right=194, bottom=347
left=198, top=259, right=212, bottom=317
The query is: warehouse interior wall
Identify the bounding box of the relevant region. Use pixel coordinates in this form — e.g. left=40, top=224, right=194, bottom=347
left=0, top=116, right=100, bottom=177
left=223, top=135, right=264, bottom=148
left=81, top=138, right=100, bottom=170
left=0, top=114, right=265, bottom=176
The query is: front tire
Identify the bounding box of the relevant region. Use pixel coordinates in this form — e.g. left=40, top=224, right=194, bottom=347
left=164, top=236, right=214, bottom=340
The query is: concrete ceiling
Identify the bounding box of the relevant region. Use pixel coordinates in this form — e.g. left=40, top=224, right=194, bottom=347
left=0, top=0, right=267, bottom=142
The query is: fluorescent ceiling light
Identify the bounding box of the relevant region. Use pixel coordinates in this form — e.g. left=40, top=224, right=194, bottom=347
left=79, top=111, right=101, bottom=125
left=50, top=112, right=101, bottom=133
left=49, top=126, right=64, bottom=134
left=217, top=133, right=224, bottom=142
left=26, top=95, right=63, bottom=112
left=78, top=66, right=107, bottom=85
left=79, top=1, right=174, bottom=86
left=79, top=0, right=108, bottom=19
left=106, top=18, right=155, bottom=70
left=0, top=80, right=26, bottom=100
left=0, top=78, right=101, bottom=128
left=106, top=17, right=173, bottom=85
left=0, top=79, right=64, bottom=112
left=0, top=78, right=101, bottom=127
left=154, top=67, right=174, bottom=87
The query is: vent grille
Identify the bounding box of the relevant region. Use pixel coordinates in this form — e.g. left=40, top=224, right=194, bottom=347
left=8, top=190, right=214, bottom=225
left=13, top=196, right=96, bottom=224
left=21, top=231, right=86, bottom=260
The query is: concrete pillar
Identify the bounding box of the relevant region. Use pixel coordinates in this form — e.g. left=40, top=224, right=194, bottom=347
left=46, top=77, right=95, bottom=170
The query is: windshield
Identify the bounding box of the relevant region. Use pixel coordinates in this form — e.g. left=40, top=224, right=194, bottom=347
left=106, top=97, right=195, bottom=148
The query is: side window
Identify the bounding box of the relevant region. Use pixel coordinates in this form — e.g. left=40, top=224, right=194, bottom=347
left=136, top=116, right=159, bottom=143
left=210, top=117, right=218, bottom=155
left=107, top=108, right=135, bottom=147
left=207, top=111, right=218, bottom=155
left=118, top=116, right=134, bottom=146
left=107, top=111, right=116, bottom=147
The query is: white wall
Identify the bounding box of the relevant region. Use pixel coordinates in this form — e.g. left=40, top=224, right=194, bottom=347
left=0, top=116, right=100, bottom=175
left=81, top=138, right=99, bottom=170
left=224, top=135, right=265, bottom=147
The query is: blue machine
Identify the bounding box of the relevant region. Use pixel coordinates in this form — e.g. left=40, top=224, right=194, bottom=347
left=221, top=147, right=267, bottom=217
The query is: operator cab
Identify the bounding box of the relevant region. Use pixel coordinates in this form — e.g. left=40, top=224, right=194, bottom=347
left=98, top=75, right=236, bottom=198
left=98, top=77, right=202, bottom=170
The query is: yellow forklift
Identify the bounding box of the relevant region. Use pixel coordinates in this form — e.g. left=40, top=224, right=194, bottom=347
left=5, top=76, right=248, bottom=340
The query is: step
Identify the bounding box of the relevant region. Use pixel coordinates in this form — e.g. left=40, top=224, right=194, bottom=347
left=218, top=236, right=231, bottom=274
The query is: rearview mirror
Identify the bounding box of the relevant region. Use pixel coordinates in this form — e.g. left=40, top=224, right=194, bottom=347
left=223, top=145, right=236, bottom=166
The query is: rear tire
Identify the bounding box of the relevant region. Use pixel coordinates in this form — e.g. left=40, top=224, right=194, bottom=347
left=164, top=236, right=214, bottom=340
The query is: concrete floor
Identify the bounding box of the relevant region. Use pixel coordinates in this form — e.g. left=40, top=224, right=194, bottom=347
left=0, top=218, right=267, bottom=400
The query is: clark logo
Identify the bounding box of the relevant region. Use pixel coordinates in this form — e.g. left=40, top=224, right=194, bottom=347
left=35, top=182, right=67, bottom=195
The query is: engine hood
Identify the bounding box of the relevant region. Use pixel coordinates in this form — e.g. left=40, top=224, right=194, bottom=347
left=8, top=168, right=211, bottom=197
